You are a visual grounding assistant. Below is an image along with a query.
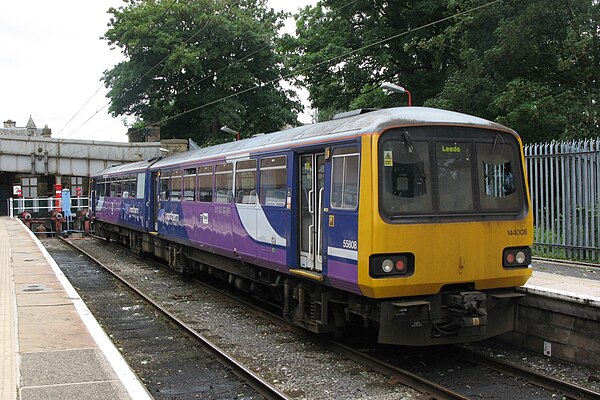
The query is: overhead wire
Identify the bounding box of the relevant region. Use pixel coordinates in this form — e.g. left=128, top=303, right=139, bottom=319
left=60, top=0, right=503, bottom=158
left=62, top=0, right=361, bottom=142
left=125, top=0, right=503, bottom=137
left=55, top=0, right=179, bottom=142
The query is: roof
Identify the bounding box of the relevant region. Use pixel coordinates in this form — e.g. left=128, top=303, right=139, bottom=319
left=26, top=116, right=36, bottom=129
left=95, top=158, right=160, bottom=177
left=1, top=116, right=43, bottom=136
left=151, top=107, right=512, bottom=170
left=94, top=106, right=514, bottom=176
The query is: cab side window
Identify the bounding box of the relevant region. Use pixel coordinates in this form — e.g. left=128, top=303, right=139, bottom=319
left=331, top=147, right=359, bottom=210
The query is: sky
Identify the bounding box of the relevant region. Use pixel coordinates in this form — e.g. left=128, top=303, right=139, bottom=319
left=0, top=0, right=317, bottom=143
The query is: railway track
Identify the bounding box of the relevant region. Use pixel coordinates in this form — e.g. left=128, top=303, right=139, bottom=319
left=54, top=236, right=600, bottom=400
left=53, top=236, right=287, bottom=400
left=449, top=347, right=599, bottom=400
left=186, top=271, right=600, bottom=400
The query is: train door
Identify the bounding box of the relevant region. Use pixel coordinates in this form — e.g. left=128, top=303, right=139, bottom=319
left=152, top=171, right=161, bottom=231
left=299, top=153, right=326, bottom=272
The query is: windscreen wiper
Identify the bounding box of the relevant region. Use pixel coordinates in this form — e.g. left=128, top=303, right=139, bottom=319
left=401, top=129, right=427, bottom=179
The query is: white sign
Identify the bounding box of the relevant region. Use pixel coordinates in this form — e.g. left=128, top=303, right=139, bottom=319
left=13, top=185, right=22, bottom=195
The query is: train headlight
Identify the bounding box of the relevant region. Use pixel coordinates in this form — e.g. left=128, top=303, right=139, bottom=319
left=370, top=253, right=414, bottom=278
left=381, top=259, right=394, bottom=273
left=502, top=247, right=531, bottom=268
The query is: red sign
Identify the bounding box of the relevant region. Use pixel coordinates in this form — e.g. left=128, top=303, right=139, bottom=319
left=54, top=184, right=62, bottom=211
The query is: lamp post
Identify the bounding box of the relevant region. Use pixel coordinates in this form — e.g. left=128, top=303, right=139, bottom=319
left=381, top=82, right=412, bottom=106
left=220, top=125, right=240, bottom=141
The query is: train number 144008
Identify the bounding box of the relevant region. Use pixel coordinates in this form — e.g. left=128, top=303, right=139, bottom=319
left=507, top=229, right=527, bottom=236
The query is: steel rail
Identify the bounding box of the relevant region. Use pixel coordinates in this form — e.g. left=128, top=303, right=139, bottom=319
left=76, top=236, right=599, bottom=400
left=58, top=237, right=289, bottom=400
left=182, top=270, right=470, bottom=399
left=452, top=347, right=600, bottom=400
left=324, top=340, right=470, bottom=400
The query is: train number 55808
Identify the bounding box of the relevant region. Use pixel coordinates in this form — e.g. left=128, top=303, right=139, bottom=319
left=342, top=240, right=358, bottom=250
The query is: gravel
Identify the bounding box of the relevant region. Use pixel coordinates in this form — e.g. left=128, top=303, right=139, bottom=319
left=47, top=238, right=418, bottom=400
left=44, top=237, right=600, bottom=399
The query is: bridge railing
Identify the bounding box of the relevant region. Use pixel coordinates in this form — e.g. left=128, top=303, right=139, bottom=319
left=524, top=139, right=600, bottom=263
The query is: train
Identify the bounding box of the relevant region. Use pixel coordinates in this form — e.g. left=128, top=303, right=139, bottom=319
left=91, top=106, right=533, bottom=346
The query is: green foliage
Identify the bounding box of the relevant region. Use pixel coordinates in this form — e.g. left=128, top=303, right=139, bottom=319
left=281, top=0, right=450, bottom=119
left=284, top=0, right=599, bottom=142
left=102, top=0, right=301, bottom=144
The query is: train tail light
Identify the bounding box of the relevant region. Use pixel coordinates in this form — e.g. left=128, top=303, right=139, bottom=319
left=395, top=259, right=406, bottom=272
left=370, top=253, right=414, bottom=278
left=502, top=247, right=531, bottom=268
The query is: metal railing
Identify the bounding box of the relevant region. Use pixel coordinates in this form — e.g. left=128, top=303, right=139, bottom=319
left=8, top=196, right=90, bottom=218
left=525, top=139, right=600, bottom=263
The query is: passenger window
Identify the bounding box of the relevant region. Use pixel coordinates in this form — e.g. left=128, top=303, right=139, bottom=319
left=105, top=178, right=111, bottom=197
left=136, top=173, right=145, bottom=199
left=115, top=178, right=122, bottom=198
left=121, top=177, right=129, bottom=198
left=260, top=156, right=287, bottom=207
left=197, top=165, right=213, bottom=202
left=129, top=175, right=137, bottom=198
left=235, top=160, right=257, bottom=204
left=183, top=168, right=196, bottom=202
left=159, top=172, right=170, bottom=201
left=170, top=170, right=183, bottom=201
left=214, top=163, right=233, bottom=203
left=331, top=147, right=359, bottom=210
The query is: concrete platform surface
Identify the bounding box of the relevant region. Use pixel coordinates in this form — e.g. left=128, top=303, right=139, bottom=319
left=529, top=258, right=600, bottom=306
left=524, top=269, right=600, bottom=307
left=0, top=217, right=151, bottom=400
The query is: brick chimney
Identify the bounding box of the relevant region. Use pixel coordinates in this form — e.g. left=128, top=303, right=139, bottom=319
left=3, top=119, right=16, bottom=128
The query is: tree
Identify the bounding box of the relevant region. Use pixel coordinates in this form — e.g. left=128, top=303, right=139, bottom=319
left=284, top=0, right=599, bottom=142
left=102, top=0, right=301, bottom=144
left=426, top=0, right=599, bottom=142
left=282, top=0, right=450, bottom=121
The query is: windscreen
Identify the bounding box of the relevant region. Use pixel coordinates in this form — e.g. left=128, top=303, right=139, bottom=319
left=379, top=126, right=525, bottom=220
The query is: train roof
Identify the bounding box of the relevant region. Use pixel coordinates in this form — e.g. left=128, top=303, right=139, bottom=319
left=95, top=107, right=514, bottom=176
left=151, top=107, right=513, bottom=170
left=93, top=157, right=160, bottom=177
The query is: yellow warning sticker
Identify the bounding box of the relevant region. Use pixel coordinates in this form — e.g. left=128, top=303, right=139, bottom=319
left=384, top=151, right=393, bottom=167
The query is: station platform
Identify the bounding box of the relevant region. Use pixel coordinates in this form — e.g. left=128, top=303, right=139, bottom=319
left=0, top=217, right=151, bottom=400
left=528, top=259, right=600, bottom=306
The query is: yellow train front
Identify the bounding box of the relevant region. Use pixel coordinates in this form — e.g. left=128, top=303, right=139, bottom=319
left=355, top=111, right=532, bottom=345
